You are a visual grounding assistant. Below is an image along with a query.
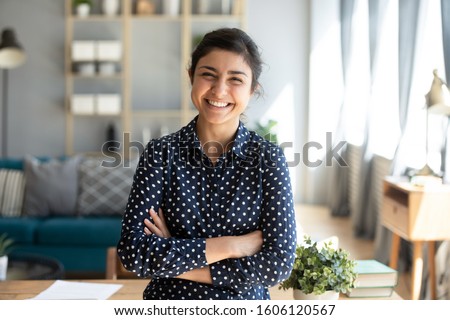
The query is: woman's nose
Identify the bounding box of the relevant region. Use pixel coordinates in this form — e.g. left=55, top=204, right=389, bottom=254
left=211, top=79, right=228, bottom=97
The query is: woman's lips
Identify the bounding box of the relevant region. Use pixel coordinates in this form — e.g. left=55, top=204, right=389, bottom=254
left=206, top=99, right=231, bottom=108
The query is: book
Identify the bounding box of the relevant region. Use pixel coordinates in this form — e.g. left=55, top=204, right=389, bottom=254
left=346, top=286, right=395, bottom=298
left=353, top=259, right=398, bottom=288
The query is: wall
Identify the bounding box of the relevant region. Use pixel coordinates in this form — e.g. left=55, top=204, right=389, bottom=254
left=0, top=0, right=66, bottom=157
left=0, top=0, right=310, bottom=202
left=247, top=0, right=310, bottom=202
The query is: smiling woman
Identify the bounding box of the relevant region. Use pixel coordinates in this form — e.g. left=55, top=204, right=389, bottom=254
left=117, top=28, right=297, bottom=300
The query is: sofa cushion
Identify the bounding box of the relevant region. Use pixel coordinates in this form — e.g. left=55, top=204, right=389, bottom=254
left=23, top=155, right=81, bottom=217
left=36, top=217, right=122, bottom=246
left=0, top=156, right=58, bottom=171
left=0, top=158, right=24, bottom=170
left=0, top=217, right=42, bottom=244
left=77, top=158, right=135, bottom=216
left=0, top=169, right=25, bottom=217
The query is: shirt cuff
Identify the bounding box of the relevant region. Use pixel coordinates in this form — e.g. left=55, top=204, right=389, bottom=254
left=210, top=260, right=232, bottom=288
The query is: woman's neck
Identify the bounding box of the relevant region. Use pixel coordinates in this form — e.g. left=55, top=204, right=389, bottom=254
left=196, top=117, right=239, bottom=162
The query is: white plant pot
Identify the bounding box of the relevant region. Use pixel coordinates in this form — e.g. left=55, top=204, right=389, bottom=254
left=162, top=0, right=180, bottom=16
left=293, top=289, right=339, bottom=300
left=102, top=0, right=120, bottom=16
left=0, top=255, right=8, bottom=281
left=76, top=4, right=90, bottom=17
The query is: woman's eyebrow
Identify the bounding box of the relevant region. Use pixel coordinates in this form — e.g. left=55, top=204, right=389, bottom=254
left=199, top=66, right=248, bottom=77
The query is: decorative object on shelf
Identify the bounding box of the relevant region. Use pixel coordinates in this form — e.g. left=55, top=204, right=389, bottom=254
left=279, top=235, right=357, bottom=300
left=73, top=0, right=92, bottom=17
left=102, top=0, right=120, bottom=16
left=0, top=28, right=26, bottom=158
left=71, top=94, right=95, bottom=114
left=76, top=61, right=96, bottom=75
left=197, top=0, right=210, bottom=14
left=98, top=61, right=117, bottom=75
left=162, top=0, right=180, bottom=16
left=95, top=41, right=122, bottom=62
left=411, top=69, right=450, bottom=182
left=97, top=94, right=121, bottom=115
left=72, top=41, right=96, bottom=61
left=104, top=122, right=117, bottom=153
left=0, top=233, right=15, bottom=280
left=136, top=0, right=155, bottom=15
left=221, top=0, right=232, bottom=14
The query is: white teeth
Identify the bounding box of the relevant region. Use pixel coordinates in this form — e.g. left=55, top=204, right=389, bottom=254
left=208, top=100, right=229, bottom=108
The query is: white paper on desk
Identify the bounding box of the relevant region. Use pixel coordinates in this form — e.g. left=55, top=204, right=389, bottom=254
left=30, top=280, right=122, bottom=300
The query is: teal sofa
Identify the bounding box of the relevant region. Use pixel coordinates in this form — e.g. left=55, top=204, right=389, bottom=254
left=0, top=157, right=130, bottom=276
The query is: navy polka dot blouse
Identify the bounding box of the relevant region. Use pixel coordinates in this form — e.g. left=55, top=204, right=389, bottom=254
left=117, top=116, right=297, bottom=300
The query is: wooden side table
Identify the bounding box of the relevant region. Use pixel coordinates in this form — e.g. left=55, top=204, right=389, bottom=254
left=381, top=176, right=450, bottom=300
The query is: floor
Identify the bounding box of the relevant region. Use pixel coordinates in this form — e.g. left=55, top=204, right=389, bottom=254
left=295, top=203, right=411, bottom=300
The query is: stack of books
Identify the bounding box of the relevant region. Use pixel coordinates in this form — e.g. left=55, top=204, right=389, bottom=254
left=346, top=259, right=398, bottom=298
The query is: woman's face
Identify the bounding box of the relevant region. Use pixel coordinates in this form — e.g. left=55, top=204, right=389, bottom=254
left=190, top=49, right=254, bottom=127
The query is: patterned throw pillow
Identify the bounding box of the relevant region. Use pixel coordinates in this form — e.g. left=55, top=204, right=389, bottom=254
left=0, top=169, right=26, bottom=217
left=77, top=158, right=136, bottom=216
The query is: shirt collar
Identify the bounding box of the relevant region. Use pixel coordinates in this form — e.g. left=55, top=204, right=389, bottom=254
left=180, top=116, right=250, bottom=160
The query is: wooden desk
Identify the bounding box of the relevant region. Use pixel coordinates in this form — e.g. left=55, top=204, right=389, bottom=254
left=0, top=279, right=149, bottom=300
left=0, top=279, right=401, bottom=300
left=381, top=177, right=450, bottom=300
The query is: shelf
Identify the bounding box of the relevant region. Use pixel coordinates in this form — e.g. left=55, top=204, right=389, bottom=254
left=191, top=15, right=240, bottom=22
left=131, top=15, right=183, bottom=22
left=65, top=0, right=247, bottom=155
left=69, top=74, right=124, bottom=80
left=71, top=15, right=124, bottom=22
left=71, top=113, right=123, bottom=117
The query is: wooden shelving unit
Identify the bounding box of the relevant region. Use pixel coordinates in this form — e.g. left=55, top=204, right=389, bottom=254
left=65, top=0, right=247, bottom=155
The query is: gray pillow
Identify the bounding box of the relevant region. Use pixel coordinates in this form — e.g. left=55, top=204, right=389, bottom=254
left=23, top=155, right=81, bottom=216
left=77, top=158, right=136, bottom=216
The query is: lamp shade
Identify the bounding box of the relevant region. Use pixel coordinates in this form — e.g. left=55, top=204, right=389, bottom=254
left=426, top=69, right=450, bottom=116
left=0, top=28, right=26, bottom=69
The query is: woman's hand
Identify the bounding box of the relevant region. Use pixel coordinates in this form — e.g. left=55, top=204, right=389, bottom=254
left=144, top=208, right=171, bottom=238
left=230, top=230, right=263, bottom=258
left=205, top=230, right=263, bottom=264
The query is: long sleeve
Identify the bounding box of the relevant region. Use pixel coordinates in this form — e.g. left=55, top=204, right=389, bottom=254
left=209, top=147, right=297, bottom=294
left=118, top=118, right=297, bottom=299
left=117, top=139, right=208, bottom=278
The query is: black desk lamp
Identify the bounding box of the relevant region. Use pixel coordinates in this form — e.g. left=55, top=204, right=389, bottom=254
left=0, top=28, right=26, bottom=157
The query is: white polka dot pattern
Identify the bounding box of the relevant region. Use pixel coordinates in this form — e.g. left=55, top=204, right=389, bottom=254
left=117, top=117, right=297, bottom=300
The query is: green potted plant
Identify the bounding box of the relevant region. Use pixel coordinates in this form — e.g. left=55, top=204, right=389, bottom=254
left=279, top=235, right=357, bottom=299
left=0, top=233, right=15, bottom=280
left=73, top=0, right=93, bottom=17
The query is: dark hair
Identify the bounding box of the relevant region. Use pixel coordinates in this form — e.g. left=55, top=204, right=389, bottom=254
left=189, top=28, right=263, bottom=94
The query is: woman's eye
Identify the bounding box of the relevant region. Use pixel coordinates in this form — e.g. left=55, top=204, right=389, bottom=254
left=230, top=77, right=243, bottom=84
left=201, top=72, right=216, bottom=79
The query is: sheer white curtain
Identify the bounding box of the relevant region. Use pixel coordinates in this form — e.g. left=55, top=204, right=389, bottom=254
left=311, top=0, right=399, bottom=236
left=311, top=0, right=448, bottom=299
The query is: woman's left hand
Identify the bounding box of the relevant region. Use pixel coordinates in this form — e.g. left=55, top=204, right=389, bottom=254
left=144, top=208, right=171, bottom=238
